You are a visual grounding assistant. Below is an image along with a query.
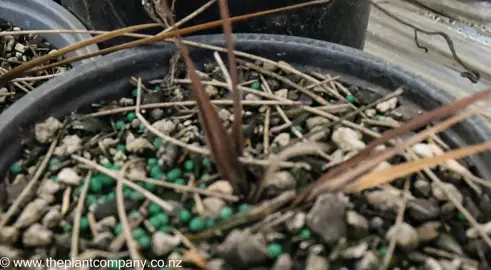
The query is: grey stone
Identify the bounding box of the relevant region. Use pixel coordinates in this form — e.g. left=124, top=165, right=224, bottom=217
left=306, top=116, right=329, bottom=131
left=366, top=189, right=400, bottom=212
left=431, top=182, right=463, bottom=204
left=23, top=224, right=52, bottom=246
left=417, top=222, right=441, bottom=242
left=93, top=232, right=114, bottom=249
left=42, top=207, right=62, bottom=229
left=152, top=232, right=181, bottom=256
left=424, top=258, right=443, bottom=270
left=386, top=222, right=419, bottom=250
left=306, top=193, right=348, bottom=245
left=414, top=179, right=431, bottom=197
left=435, top=233, right=463, bottom=255
left=37, top=180, right=61, bottom=195
left=342, top=242, right=368, bottom=259
left=347, top=210, right=368, bottom=230
left=265, top=171, right=296, bottom=191
left=208, top=258, right=227, bottom=270
left=0, top=226, right=20, bottom=244
left=272, top=254, right=293, bottom=270
left=408, top=199, right=440, bottom=221
left=14, top=198, right=49, bottom=228
left=0, top=244, right=22, bottom=259
left=356, top=251, right=380, bottom=270
left=217, top=229, right=269, bottom=267
left=202, top=197, right=226, bottom=219
left=285, top=212, right=306, bottom=233
left=305, top=253, right=329, bottom=270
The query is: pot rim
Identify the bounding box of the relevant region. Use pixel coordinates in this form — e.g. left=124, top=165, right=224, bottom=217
left=0, top=33, right=489, bottom=183
left=0, top=0, right=99, bottom=65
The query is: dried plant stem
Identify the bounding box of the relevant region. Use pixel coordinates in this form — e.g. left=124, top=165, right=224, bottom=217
left=139, top=178, right=238, bottom=202
left=71, top=171, right=92, bottom=259
left=306, top=76, right=340, bottom=89
left=87, top=99, right=300, bottom=117
left=381, top=180, right=410, bottom=270
left=260, top=75, right=331, bottom=161
left=61, top=187, right=72, bottom=216
left=237, top=59, right=327, bottom=105
left=173, top=79, right=288, bottom=103
left=11, top=73, right=61, bottom=82
left=0, top=67, right=31, bottom=93
left=116, top=161, right=141, bottom=261
left=264, top=107, right=271, bottom=154
left=71, top=155, right=174, bottom=212
left=0, top=138, right=58, bottom=227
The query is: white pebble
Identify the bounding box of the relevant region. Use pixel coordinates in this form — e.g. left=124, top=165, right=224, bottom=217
left=14, top=199, right=49, bottom=228
left=126, top=137, right=153, bottom=153
left=273, top=133, right=291, bottom=147
left=431, top=182, right=463, bottom=203
left=57, top=168, right=82, bottom=186
left=152, top=232, right=181, bottom=256
left=206, top=180, right=233, bottom=195
left=274, top=89, right=288, bottom=99
left=35, top=117, right=63, bottom=143
left=14, top=43, right=27, bottom=53
left=205, top=85, right=219, bottom=97
left=332, top=127, right=366, bottom=152
left=376, top=97, right=398, bottom=113
left=412, top=143, right=434, bottom=158
left=23, top=224, right=52, bottom=246
left=152, top=119, right=176, bottom=135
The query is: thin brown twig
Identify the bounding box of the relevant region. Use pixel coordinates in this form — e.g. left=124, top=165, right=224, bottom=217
left=71, top=171, right=93, bottom=259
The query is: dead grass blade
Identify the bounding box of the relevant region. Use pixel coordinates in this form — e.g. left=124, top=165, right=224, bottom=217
left=344, top=140, right=491, bottom=193
left=218, top=0, right=244, bottom=156
left=1, top=0, right=330, bottom=83
left=156, top=0, right=247, bottom=195
left=295, top=88, right=491, bottom=204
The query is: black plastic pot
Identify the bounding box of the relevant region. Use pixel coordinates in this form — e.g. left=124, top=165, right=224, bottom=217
left=60, top=0, right=371, bottom=50
left=0, top=34, right=490, bottom=187
left=0, top=0, right=99, bottom=65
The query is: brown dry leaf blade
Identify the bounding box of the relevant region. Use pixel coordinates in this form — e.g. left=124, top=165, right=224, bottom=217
left=296, top=88, right=491, bottom=203
left=344, top=140, right=491, bottom=193
left=157, top=0, right=247, bottom=195
left=4, top=0, right=330, bottom=81
left=218, top=0, right=244, bottom=156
